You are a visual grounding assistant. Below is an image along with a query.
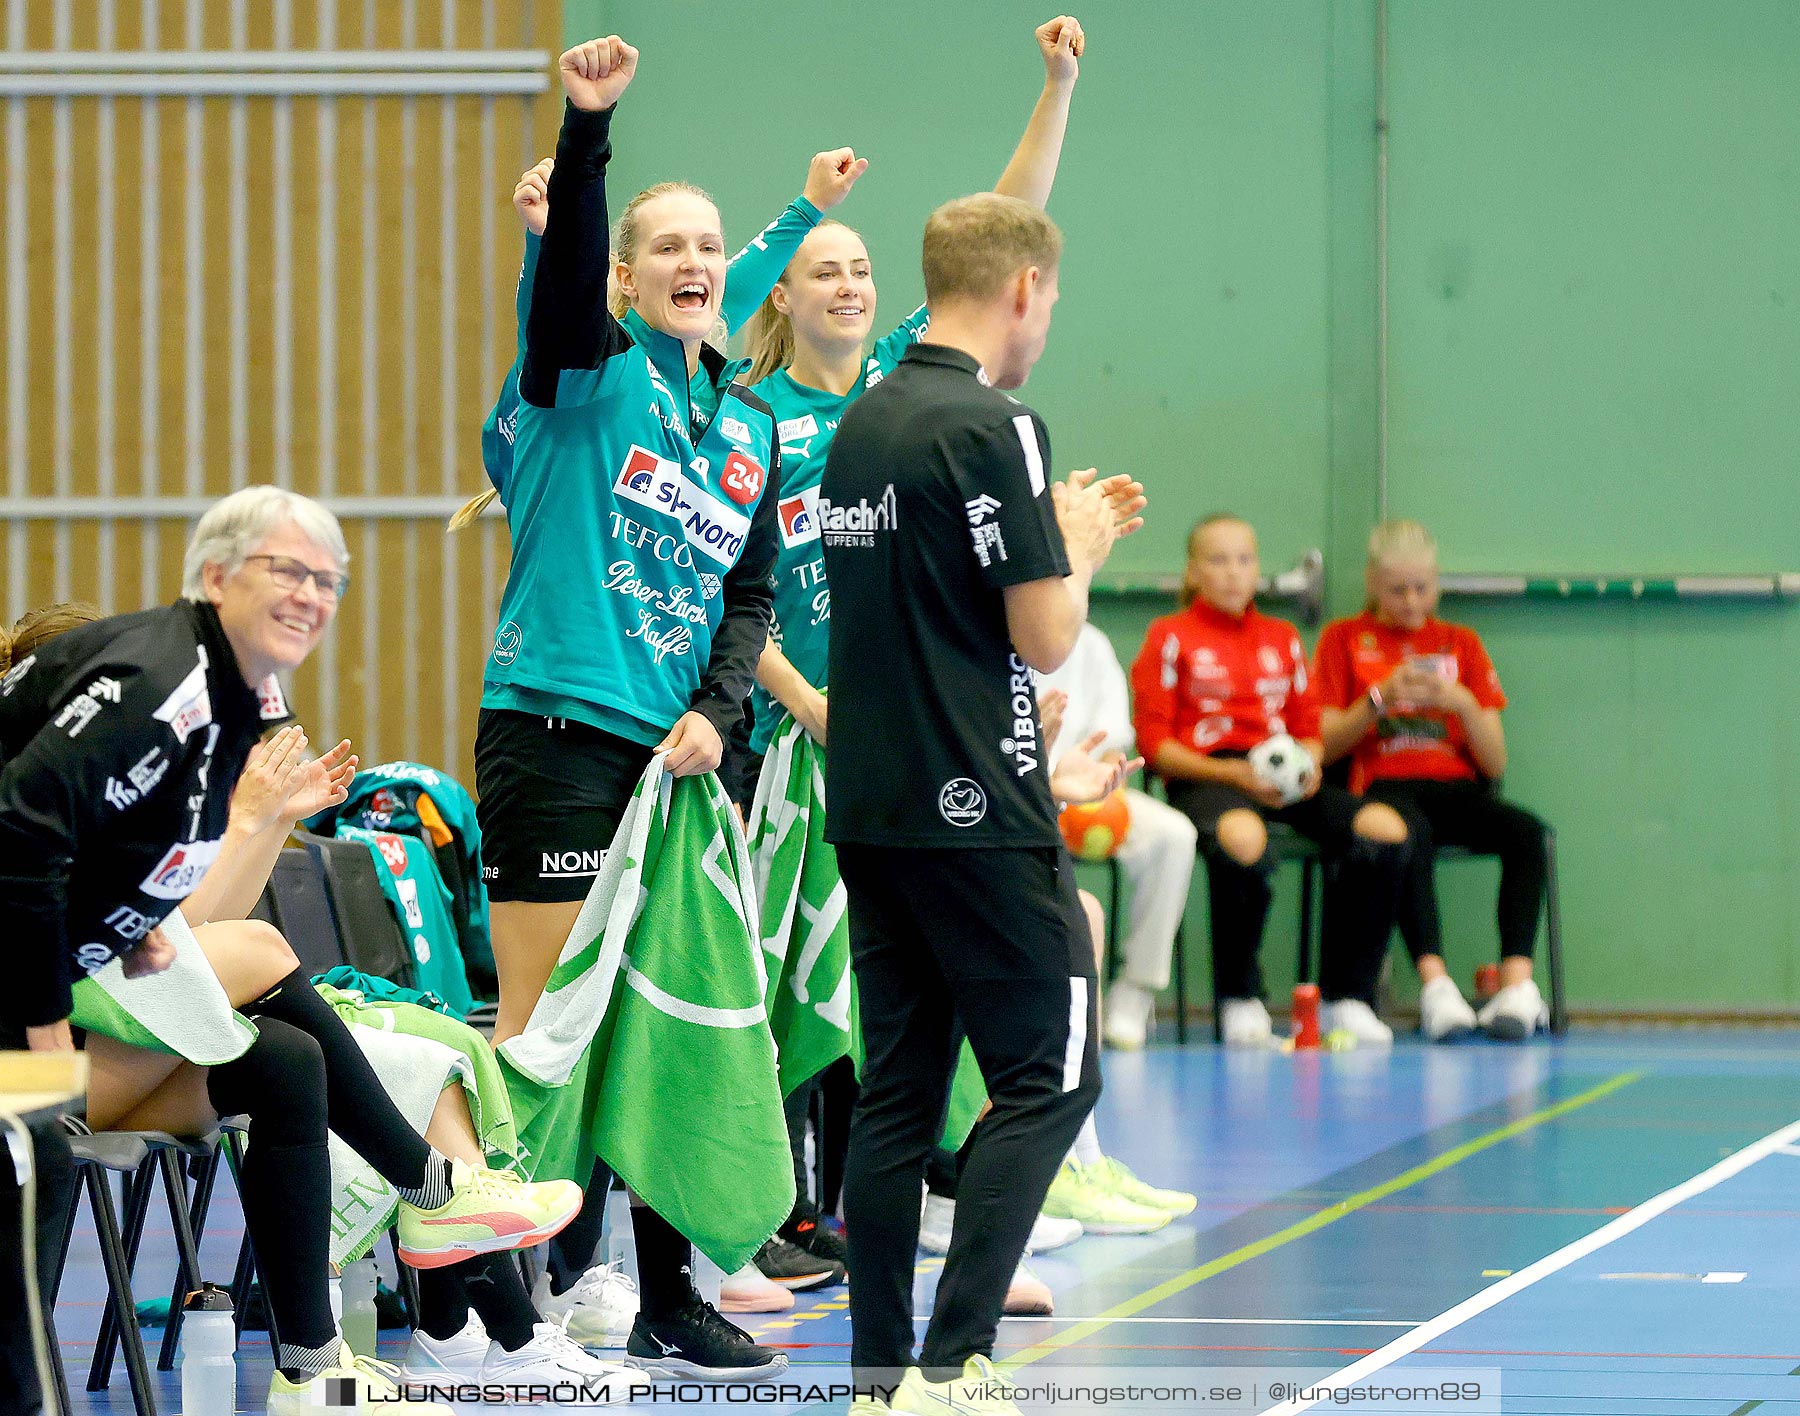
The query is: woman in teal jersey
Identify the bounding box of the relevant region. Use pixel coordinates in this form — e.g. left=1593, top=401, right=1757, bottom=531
left=465, top=37, right=867, bottom=1379
left=463, top=143, right=868, bottom=519
left=734, top=14, right=1088, bottom=1287
left=742, top=15, right=1085, bottom=758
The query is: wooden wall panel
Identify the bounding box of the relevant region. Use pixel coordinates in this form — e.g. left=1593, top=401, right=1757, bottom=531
left=1, top=0, right=562, bottom=784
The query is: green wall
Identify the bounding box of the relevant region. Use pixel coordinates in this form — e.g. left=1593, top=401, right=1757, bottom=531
left=562, top=1, right=1800, bottom=1013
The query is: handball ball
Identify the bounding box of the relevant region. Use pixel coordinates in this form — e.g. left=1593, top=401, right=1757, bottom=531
left=1249, top=733, right=1317, bottom=806
left=1059, top=790, right=1131, bottom=861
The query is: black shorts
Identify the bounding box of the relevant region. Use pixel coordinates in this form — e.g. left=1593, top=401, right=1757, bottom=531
left=834, top=843, right=1096, bottom=986
left=474, top=708, right=656, bottom=904
left=1166, top=775, right=1371, bottom=856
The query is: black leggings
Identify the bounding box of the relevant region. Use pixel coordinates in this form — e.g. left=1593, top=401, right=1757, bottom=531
left=240, top=967, right=432, bottom=1190
left=207, top=1019, right=337, bottom=1351
left=1365, top=778, right=1548, bottom=962
left=1166, top=777, right=1407, bottom=1005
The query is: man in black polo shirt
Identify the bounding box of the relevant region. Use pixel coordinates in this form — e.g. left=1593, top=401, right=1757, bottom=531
left=821, top=191, right=1144, bottom=1409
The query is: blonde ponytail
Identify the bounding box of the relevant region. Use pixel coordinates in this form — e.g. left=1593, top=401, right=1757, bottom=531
left=744, top=294, right=796, bottom=386
left=448, top=487, right=498, bottom=532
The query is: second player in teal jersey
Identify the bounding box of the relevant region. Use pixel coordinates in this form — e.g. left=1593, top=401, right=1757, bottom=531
left=742, top=15, right=1088, bottom=759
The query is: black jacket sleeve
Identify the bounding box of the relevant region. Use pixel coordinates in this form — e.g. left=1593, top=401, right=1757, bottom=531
left=688, top=450, right=780, bottom=739
left=520, top=101, right=634, bottom=407
left=0, top=661, right=176, bottom=1025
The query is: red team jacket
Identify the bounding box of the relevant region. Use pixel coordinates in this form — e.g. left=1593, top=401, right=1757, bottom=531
left=1130, top=600, right=1321, bottom=763
left=1312, top=610, right=1507, bottom=792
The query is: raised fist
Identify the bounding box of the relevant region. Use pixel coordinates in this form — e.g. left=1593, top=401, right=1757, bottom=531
left=1036, top=15, right=1085, bottom=84
left=802, top=148, right=870, bottom=213
left=513, top=157, right=553, bottom=235
left=559, top=36, right=638, bottom=112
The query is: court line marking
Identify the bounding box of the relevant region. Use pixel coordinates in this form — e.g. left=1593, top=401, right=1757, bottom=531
left=994, top=1316, right=1420, bottom=1327
left=1258, top=1112, right=1800, bottom=1414
left=1002, top=1070, right=1642, bottom=1369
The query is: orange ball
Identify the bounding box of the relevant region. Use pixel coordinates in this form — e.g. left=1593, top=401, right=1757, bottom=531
left=1059, top=790, right=1131, bottom=862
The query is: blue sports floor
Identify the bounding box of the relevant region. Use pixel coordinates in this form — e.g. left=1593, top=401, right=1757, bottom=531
left=53, top=1028, right=1800, bottom=1414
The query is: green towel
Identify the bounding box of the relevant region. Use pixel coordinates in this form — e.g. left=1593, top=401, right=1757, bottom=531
left=746, top=713, right=860, bottom=1096
left=497, top=757, right=794, bottom=1273
left=68, top=910, right=257, bottom=1063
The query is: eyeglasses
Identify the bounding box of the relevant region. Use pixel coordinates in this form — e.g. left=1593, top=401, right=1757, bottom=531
left=244, top=554, right=350, bottom=602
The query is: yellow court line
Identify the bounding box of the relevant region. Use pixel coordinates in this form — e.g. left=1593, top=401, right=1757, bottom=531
left=1003, top=1070, right=1644, bottom=1369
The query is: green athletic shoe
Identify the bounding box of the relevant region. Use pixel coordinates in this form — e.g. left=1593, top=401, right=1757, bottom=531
left=1041, top=1159, right=1171, bottom=1235
left=268, top=1345, right=453, bottom=1413
left=893, top=1356, right=1022, bottom=1415
left=1091, top=1155, right=1197, bottom=1216
left=396, top=1159, right=582, bottom=1268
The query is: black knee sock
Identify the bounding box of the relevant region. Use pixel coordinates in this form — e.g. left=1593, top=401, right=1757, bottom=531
left=461, top=1253, right=539, bottom=1351
left=415, top=1268, right=474, bottom=1343
left=417, top=1255, right=538, bottom=1351
left=630, top=1203, right=698, bottom=1321
left=241, top=967, right=445, bottom=1196
left=548, top=1157, right=614, bottom=1296
left=207, top=1019, right=338, bottom=1374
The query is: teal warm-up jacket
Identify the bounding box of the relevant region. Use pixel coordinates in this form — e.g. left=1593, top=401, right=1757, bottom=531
left=481, top=102, right=782, bottom=746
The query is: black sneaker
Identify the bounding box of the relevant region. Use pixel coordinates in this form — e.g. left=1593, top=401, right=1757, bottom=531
left=779, top=1202, right=850, bottom=1271
left=753, top=1235, right=844, bottom=1291
left=625, top=1300, right=790, bottom=1380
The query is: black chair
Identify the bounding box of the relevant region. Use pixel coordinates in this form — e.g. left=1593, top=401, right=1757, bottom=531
left=54, top=1123, right=216, bottom=1416
left=1104, top=782, right=1318, bottom=1044
left=263, top=845, right=351, bottom=975
left=295, top=830, right=418, bottom=988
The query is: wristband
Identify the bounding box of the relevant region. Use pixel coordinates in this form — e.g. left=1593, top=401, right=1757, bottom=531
left=1367, top=684, right=1386, bottom=717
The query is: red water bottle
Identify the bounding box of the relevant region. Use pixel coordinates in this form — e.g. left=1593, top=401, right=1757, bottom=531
left=1291, top=984, right=1321, bottom=1048
left=1474, top=964, right=1501, bottom=1002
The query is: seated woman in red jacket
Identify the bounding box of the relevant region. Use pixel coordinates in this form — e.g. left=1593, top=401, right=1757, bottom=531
left=1315, top=519, right=1550, bottom=1042
left=1131, top=515, right=1409, bottom=1048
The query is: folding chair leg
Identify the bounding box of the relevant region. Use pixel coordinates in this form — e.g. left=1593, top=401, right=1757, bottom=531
left=1544, top=829, right=1568, bottom=1035
left=1173, top=919, right=1189, bottom=1044
left=45, top=1305, right=73, bottom=1416
left=153, top=1150, right=206, bottom=1371
left=1298, top=857, right=1318, bottom=985
left=390, top=1229, right=422, bottom=1329
left=91, top=1161, right=156, bottom=1391
left=83, top=1166, right=158, bottom=1416
left=1106, top=861, right=1124, bottom=983
left=161, top=1145, right=222, bottom=1370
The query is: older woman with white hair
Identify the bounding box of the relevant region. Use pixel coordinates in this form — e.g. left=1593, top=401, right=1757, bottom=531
left=0, top=486, right=598, bottom=1413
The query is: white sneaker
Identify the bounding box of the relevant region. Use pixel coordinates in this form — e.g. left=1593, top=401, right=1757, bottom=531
left=718, top=1261, right=795, bottom=1313
left=918, top=1190, right=956, bottom=1254
left=533, top=1259, right=639, bottom=1348
left=1103, top=981, right=1155, bottom=1050
left=1478, top=978, right=1548, bottom=1041
left=1002, top=1258, right=1053, bottom=1316
left=1322, top=998, right=1394, bottom=1047
left=1028, top=1211, right=1083, bottom=1253
left=1418, top=975, right=1478, bottom=1041
left=1219, top=997, right=1274, bottom=1048
left=480, top=1320, right=634, bottom=1403
left=401, top=1314, right=488, bottom=1380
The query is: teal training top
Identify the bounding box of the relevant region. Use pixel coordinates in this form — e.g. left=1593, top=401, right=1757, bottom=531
left=747, top=303, right=932, bottom=754
left=480, top=102, right=781, bottom=747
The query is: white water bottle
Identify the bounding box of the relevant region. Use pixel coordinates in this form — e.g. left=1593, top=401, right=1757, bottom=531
left=179, top=1283, right=237, bottom=1416
left=340, top=1255, right=379, bottom=1357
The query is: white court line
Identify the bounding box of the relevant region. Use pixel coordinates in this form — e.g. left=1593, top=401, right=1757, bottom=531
left=995, top=1315, right=1419, bottom=1327
left=1259, top=1115, right=1800, bottom=1414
